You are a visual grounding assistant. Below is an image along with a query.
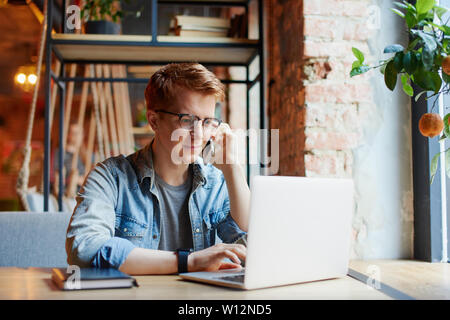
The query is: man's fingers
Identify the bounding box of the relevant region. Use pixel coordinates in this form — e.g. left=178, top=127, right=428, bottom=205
left=215, top=244, right=246, bottom=261
left=223, top=249, right=241, bottom=265
left=219, top=122, right=232, bottom=133
left=219, top=243, right=246, bottom=250
left=227, top=246, right=246, bottom=261
left=212, top=122, right=231, bottom=141
left=221, top=244, right=246, bottom=260
left=219, top=262, right=242, bottom=270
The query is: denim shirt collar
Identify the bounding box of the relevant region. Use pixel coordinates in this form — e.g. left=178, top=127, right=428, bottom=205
left=128, top=139, right=207, bottom=191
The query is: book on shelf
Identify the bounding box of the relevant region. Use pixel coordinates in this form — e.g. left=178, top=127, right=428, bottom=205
left=228, top=12, right=248, bottom=38
left=172, top=15, right=231, bottom=29
left=168, top=15, right=231, bottom=38
left=170, top=24, right=230, bottom=32
left=167, top=14, right=249, bottom=39
left=169, top=26, right=228, bottom=37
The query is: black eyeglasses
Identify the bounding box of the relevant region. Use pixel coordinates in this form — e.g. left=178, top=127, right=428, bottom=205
left=155, top=109, right=222, bottom=132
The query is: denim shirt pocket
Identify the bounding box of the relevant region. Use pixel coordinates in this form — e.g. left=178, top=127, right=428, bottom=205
left=115, top=214, right=148, bottom=246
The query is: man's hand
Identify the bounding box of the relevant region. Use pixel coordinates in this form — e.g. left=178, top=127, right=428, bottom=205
left=206, top=123, right=250, bottom=232
left=188, top=243, right=246, bottom=272
left=210, top=123, right=239, bottom=170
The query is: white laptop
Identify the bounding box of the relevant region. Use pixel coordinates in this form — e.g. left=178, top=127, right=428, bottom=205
left=179, top=175, right=354, bottom=290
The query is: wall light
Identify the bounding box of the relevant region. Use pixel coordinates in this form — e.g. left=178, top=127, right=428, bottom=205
left=14, top=65, right=38, bottom=92
left=27, top=74, right=37, bottom=85
left=16, top=73, right=26, bottom=84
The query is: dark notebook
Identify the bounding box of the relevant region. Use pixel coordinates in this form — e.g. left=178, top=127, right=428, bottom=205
left=51, top=267, right=139, bottom=290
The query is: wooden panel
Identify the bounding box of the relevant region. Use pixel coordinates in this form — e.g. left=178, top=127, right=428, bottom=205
left=267, top=0, right=305, bottom=176
left=0, top=267, right=390, bottom=300
left=52, top=34, right=258, bottom=64
left=349, top=260, right=450, bottom=300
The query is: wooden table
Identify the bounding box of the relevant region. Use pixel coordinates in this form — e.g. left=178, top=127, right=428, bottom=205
left=1, top=260, right=448, bottom=300
left=349, top=259, right=450, bottom=300
left=0, top=267, right=389, bottom=300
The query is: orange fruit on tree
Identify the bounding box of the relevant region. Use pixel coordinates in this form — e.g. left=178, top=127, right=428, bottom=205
left=419, top=113, right=444, bottom=138
left=443, top=56, right=450, bottom=75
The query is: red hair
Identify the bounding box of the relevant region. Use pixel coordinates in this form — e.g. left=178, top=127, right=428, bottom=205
left=145, top=62, right=225, bottom=111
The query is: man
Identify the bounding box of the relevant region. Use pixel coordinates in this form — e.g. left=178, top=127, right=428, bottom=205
left=66, top=63, right=250, bottom=275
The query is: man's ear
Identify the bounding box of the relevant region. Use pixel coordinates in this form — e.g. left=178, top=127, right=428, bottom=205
left=147, top=110, right=158, bottom=131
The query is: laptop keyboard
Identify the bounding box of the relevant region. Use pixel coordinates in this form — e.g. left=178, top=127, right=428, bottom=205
left=215, top=274, right=245, bottom=283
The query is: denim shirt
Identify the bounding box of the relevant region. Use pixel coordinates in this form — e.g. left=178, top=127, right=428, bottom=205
left=65, top=142, right=246, bottom=269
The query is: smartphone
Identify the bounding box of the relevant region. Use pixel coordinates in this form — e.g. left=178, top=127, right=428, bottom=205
left=202, top=138, right=215, bottom=163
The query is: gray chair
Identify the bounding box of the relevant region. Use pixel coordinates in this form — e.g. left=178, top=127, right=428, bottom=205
left=0, top=211, right=72, bottom=268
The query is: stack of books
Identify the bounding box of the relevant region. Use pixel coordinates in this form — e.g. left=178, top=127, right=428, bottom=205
left=168, top=15, right=231, bottom=37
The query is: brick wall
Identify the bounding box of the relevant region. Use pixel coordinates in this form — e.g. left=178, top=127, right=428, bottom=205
left=268, top=0, right=375, bottom=178
left=266, top=0, right=417, bottom=259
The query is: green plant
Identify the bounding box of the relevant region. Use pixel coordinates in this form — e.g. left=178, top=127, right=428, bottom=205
left=81, top=0, right=124, bottom=22
left=350, top=0, right=450, bottom=184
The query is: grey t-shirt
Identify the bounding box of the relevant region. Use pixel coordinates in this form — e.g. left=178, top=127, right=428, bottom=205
left=155, top=166, right=194, bottom=251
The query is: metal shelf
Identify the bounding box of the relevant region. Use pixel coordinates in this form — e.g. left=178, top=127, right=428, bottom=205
left=52, top=34, right=259, bottom=65
left=159, top=0, right=250, bottom=4
left=43, top=0, right=265, bottom=211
